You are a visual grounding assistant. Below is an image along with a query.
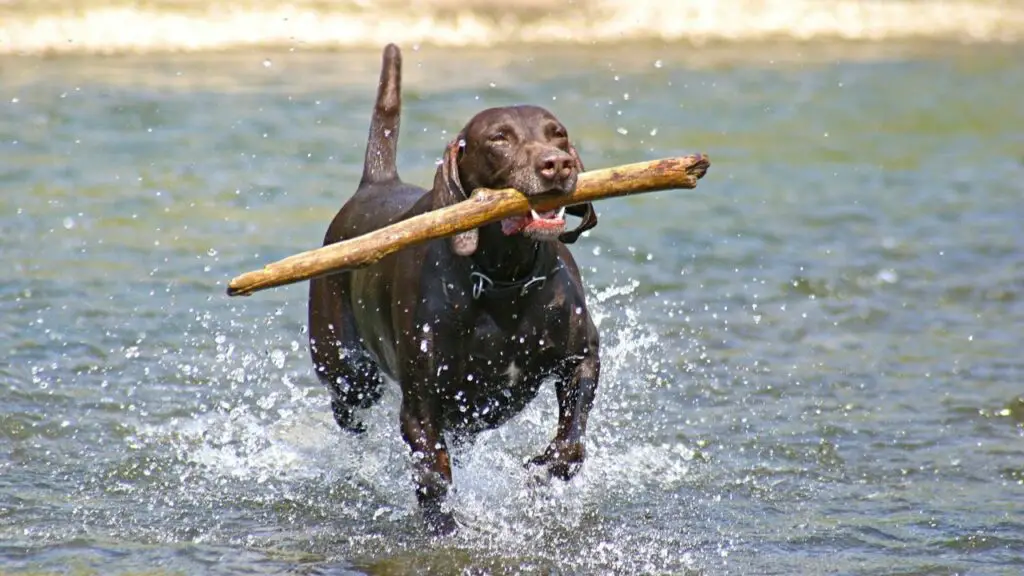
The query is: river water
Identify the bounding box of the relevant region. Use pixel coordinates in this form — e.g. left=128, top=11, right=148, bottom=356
left=2, top=11, right=1023, bottom=575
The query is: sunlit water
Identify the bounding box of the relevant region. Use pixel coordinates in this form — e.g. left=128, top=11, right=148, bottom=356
left=2, top=40, right=1023, bottom=574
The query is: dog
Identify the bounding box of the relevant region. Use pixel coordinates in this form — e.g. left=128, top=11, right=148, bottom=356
left=308, top=44, right=600, bottom=534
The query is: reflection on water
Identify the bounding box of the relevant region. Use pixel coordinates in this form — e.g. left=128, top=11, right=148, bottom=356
left=1, top=38, right=1023, bottom=574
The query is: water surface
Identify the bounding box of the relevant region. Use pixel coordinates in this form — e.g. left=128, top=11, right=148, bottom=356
left=1, top=39, right=1023, bottom=574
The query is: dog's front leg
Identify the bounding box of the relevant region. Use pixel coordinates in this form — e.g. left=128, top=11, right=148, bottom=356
left=530, top=353, right=600, bottom=481
left=400, top=391, right=456, bottom=535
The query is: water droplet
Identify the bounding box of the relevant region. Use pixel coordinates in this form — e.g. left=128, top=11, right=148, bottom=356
left=654, top=59, right=663, bottom=68
left=62, top=217, right=75, bottom=229
left=11, top=97, right=19, bottom=104
left=207, top=248, right=218, bottom=257
left=257, top=393, right=277, bottom=410
left=262, top=59, right=272, bottom=68
left=650, top=128, right=658, bottom=136
left=877, top=269, right=898, bottom=284
left=616, top=127, right=628, bottom=135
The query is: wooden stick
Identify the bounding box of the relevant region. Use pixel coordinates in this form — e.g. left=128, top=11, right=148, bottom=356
left=227, top=153, right=710, bottom=297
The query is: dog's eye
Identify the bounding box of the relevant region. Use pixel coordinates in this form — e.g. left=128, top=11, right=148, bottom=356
left=488, top=132, right=508, bottom=143
left=547, top=124, right=568, bottom=140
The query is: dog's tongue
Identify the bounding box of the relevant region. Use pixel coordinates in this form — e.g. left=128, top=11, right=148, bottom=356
left=501, top=216, right=528, bottom=236
left=501, top=208, right=566, bottom=237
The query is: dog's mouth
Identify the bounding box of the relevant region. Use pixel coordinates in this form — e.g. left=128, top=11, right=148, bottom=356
left=501, top=207, right=566, bottom=241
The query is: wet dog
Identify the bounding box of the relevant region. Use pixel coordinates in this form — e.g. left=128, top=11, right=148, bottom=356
left=308, top=44, right=600, bottom=534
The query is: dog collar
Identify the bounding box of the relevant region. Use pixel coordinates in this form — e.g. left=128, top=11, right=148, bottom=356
left=469, top=254, right=563, bottom=300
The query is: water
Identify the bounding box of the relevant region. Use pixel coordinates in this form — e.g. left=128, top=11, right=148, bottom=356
left=2, top=30, right=1024, bottom=576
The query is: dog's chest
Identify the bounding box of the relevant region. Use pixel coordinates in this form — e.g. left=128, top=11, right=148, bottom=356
left=440, top=309, right=564, bottom=430
left=465, top=305, right=565, bottom=370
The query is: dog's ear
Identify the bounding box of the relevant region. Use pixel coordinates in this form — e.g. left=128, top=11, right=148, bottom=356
left=432, top=136, right=478, bottom=256
left=559, top=144, right=598, bottom=244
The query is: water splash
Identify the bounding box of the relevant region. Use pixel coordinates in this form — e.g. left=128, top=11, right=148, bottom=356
left=86, top=278, right=717, bottom=572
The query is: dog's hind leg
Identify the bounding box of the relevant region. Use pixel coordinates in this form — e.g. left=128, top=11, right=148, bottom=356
left=306, top=44, right=406, bottom=433
left=308, top=275, right=384, bottom=433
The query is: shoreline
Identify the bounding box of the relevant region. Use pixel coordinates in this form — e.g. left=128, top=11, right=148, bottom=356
left=3, top=1, right=1023, bottom=56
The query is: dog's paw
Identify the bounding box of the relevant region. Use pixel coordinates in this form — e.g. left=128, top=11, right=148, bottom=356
left=332, top=411, right=368, bottom=434
left=524, top=442, right=585, bottom=482
left=331, top=407, right=368, bottom=430
left=343, top=420, right=368, bottom=434
left=423, top=507, right=459, bottom=537
left=532, top=457, right=582, bottom=482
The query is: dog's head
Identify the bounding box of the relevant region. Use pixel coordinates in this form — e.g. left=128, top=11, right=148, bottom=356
left=432, top=105, right=598, bottom=256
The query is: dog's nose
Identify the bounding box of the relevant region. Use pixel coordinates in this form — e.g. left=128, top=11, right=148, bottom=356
left=536, top=151, right=575, bottom=185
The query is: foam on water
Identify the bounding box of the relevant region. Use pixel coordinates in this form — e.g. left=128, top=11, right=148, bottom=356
left=2, top=0, right=1023, bottom=55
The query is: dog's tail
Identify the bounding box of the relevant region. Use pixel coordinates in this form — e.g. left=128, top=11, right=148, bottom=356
left=361, top=43, right=402, bottom=185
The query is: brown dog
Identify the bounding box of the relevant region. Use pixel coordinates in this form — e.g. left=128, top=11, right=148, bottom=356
left=308, top=44, right=600, bottom=534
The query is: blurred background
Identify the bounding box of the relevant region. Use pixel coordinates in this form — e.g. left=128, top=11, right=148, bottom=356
left=3, top=0, right=1024, bottom=53
left=1, top=1, right=1022, bottom=575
